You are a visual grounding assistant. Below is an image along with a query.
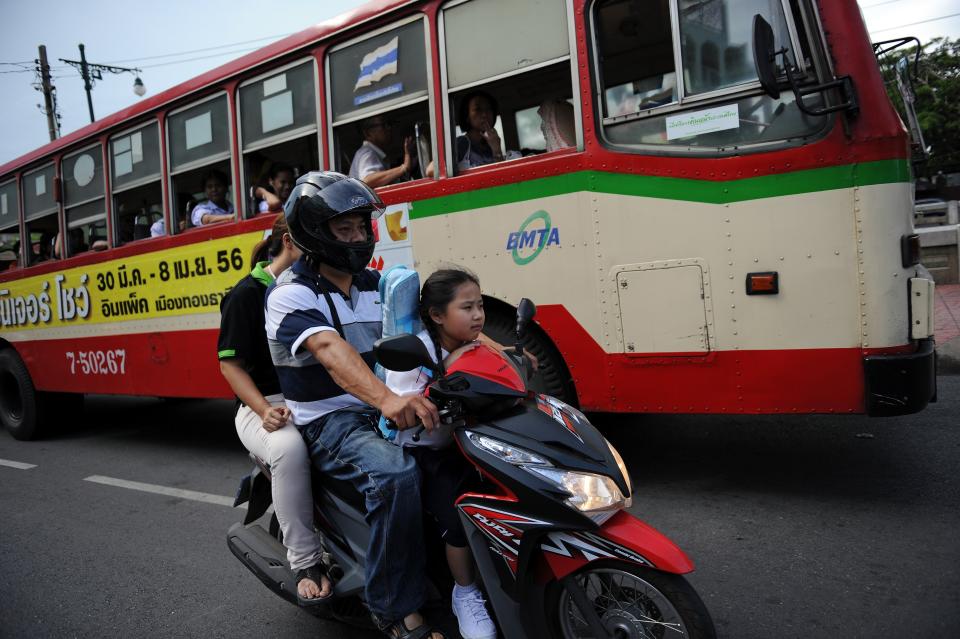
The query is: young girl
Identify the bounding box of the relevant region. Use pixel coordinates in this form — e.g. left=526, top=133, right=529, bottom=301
left=384, top=268, right=496, bottom=639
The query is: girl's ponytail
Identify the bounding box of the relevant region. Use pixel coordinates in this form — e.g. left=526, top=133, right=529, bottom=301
left=249, top=213, right=289, bottom=269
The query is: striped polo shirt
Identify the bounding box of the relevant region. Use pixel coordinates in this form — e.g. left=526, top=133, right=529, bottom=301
left=265, top=258, right=382, bottom=426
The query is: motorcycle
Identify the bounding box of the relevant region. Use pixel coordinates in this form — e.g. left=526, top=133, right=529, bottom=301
left=228, top=299, right=716, bottom=638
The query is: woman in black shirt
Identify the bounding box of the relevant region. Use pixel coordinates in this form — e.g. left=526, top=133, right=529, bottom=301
left=217, top=213, right=331, bottom=604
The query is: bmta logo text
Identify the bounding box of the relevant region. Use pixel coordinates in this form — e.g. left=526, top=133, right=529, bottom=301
left=506, top=210, right=560, bottom=265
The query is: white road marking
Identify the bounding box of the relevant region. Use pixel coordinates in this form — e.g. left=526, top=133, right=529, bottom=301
left=0, top=458, right=37, bottom=470
left=83, top=475, right=235, bottom=507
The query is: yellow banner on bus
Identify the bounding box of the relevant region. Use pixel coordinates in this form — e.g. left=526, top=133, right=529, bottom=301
left=0, top=232, right=263, bottom=332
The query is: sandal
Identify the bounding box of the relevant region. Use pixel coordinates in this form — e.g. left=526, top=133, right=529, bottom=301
left=373, top=613, right=447, bottom=639
left=295, top=563, right=334, bottom=608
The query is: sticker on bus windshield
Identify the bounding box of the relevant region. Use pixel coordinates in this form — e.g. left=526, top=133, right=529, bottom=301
left=665, top=104, right=739, bottom=141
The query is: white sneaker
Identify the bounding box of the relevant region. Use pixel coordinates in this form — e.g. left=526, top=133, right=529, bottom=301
left=451, top=585, right=497, bottom=639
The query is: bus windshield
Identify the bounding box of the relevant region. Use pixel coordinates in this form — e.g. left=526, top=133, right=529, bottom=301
left=593, top=0, right=828, bottom=151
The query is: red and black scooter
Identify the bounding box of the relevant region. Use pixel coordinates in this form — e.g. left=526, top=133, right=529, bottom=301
left=228, top=299, right=716, bottom=639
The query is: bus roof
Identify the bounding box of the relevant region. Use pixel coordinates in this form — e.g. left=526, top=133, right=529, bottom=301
left=0, top=0, right=412, bottom=178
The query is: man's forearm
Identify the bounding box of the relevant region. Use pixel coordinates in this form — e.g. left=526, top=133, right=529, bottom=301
left=362, top=164, right=406, bottom=189
left=306, top=332, right=390, bottom=408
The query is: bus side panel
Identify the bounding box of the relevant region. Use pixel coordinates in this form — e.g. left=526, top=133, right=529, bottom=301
left=536, top=304, right=866, bottom=414
left=15, top=330, right=232, bottom=398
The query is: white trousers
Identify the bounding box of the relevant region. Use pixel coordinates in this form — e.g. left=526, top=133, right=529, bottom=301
left=235, top=394, right=323, bottom=571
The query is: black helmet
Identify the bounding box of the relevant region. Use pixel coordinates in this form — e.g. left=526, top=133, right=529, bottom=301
left=284, top=171, right=384, bottom=274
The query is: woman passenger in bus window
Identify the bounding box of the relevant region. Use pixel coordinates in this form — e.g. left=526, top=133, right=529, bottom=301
left=454, top=90, right=520, bottom=172
left=217, top=213, right=333, bottom=606
left=538, top=98, right=576, bottom=152
left=254, top=162, right=295, bottom=214
left=190, top=169, right=235, bottom=227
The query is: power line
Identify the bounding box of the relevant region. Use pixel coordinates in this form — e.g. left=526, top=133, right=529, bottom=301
left=872, top=11, right=960, bottom=34
left=100, top=33, right=293, bottom=65
left=1, top=31, right=289, bottom=77
left=137, top=46, right=263, bottom=70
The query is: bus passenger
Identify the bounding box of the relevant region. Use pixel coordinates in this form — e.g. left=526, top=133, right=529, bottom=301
left=190, top=169, right=235, bottom=227
left=455, top=90, right=519, bottom=172
left=31, top=232, right=55, bottom=265
left=254, top=162, right=295, bottom=214
left=383, top=267, right=497, bottom=639
left=349, top=116, right=414, bottom=188
left=0, top=249, right=17, bottom=271
left=538, top=98, right=576, bottom=152
left=149, top=210, right=187, bottom=238
left=217, top=213, right=333, bottom=606
left=265, top=172, right=444, bottom=639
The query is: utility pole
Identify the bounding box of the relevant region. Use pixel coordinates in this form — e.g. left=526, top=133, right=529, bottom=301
left=60, top=44, right=145, bottom=124
left=36, top=45, right=59, bottom=142
left=78, top=43, right=95, bottom=123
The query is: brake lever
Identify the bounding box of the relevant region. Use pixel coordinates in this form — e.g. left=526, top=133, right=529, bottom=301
left=393, top=407, right=456, bottom=443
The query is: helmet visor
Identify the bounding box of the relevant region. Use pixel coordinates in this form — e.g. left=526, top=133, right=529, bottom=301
left=286, top=177, right=385, bottom=223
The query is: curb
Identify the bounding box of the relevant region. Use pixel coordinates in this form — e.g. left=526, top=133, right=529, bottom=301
left=938, top=336, right=960, bottom=375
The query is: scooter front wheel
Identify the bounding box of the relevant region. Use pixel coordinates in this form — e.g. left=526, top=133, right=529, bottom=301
left=546, top=560, right=716, bottom=639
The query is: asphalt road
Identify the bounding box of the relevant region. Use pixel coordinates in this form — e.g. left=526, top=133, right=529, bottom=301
left=1, top=377, right=957, bottom=638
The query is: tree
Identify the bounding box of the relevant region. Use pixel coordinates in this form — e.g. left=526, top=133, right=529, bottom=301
left=879, top=37, right=960, bottom=178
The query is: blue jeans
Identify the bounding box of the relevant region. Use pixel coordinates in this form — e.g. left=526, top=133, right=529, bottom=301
left=300, top=406, right=426, bottom=621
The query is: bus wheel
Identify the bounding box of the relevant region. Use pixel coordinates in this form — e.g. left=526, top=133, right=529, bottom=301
left=483, top=303, right=578, bottom=407
left=0, top=348, right=42, bottom=441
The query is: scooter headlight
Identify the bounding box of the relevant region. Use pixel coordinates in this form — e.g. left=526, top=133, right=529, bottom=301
left=521, top=466, right=627, bottom=524
left=464, top=430, right=628, bottom=524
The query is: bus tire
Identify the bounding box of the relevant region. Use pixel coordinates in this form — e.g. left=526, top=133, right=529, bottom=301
left=0, top=348, right=42, bottom=441
left=482, top=301, right=578, bottom=407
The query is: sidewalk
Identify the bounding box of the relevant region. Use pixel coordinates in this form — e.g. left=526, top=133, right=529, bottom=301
left=935, top=284, right=960, bottom=374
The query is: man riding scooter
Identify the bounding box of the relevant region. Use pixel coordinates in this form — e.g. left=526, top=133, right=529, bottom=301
left=264, top=171, right=443, bottom=639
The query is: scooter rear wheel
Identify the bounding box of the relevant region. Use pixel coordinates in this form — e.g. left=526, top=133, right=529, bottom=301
left=546, top=560, right=716, bottom=639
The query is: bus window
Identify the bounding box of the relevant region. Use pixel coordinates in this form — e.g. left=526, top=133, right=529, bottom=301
left=62, top=145, right=107, bottom=256
left=328, top=17, right=432, bottom=185
left=442, top=0, right=575, bottom=174
left=167, top=93, right=234, bottom=233
left=22, top=164, right=58, bottom=266
left=110, top=122, right=164, bottom=245
left=0, top=180, right=19, bottom=268
left=593, top=0, right=828, bottom=151
left=239, top=60, right=319, bottom=217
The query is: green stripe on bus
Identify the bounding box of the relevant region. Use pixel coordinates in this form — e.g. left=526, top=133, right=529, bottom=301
left=408, top=159, right=909, bottom=219
left=218, top=349, right=236, bottom=359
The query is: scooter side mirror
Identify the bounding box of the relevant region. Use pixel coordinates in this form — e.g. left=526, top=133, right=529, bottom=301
left=516, top=298, right=536, bottom=337
left=374, top=334, right=439, bottom=373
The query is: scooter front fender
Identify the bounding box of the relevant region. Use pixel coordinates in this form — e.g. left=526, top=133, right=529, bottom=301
left=542, top=510, right=694, bottom=579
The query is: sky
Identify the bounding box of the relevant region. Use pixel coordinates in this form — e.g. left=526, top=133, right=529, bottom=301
left=0, top=0, right=958, bottom=166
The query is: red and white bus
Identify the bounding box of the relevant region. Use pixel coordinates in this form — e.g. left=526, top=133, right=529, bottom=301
left=0, top=0, right=936, bottom=440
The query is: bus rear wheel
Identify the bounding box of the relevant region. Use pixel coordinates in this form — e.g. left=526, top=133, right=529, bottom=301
left=0, top=348, right=42, bottom=441
left=482, top=302, right=577, bottom=407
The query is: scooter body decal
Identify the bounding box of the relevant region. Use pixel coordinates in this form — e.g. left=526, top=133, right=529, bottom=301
left=459, top=504, right=552, bottom=576
left=541, top=530, right=651, bottom=566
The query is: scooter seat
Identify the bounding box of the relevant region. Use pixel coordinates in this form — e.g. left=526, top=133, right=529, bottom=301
left=312, top=472, right=367, bottom=512
left=250, top=453, right=366, bottom=512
